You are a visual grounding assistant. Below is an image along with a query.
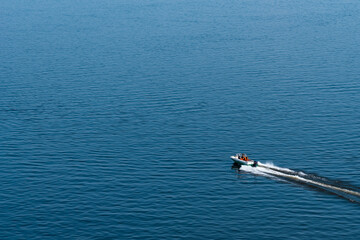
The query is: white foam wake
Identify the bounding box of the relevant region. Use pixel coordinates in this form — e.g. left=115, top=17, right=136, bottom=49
left=239, top=162, right=360, bottom=198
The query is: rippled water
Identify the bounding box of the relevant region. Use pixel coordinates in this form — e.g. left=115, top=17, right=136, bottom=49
left=1, top=0, right=360, bottom=239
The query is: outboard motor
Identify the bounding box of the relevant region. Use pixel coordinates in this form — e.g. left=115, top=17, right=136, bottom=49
left=252, top=161, right=258, bottom=167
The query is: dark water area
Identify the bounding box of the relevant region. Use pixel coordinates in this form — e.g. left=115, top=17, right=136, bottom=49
left=1, top=0, right=360, bottom=239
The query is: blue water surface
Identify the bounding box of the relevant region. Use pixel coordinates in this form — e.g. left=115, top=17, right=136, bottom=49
left=1, top=0, right=360, bottom=239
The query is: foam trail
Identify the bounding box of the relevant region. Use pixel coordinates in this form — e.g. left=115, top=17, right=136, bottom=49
left=258, top=162, right=295, bottom=174
left=239, top=162, right=360, bottom=198
left=260, top=166, right=360, bottom=197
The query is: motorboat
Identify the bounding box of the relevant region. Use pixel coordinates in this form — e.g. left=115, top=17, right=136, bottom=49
left=230, top=153, right=258, bottom=167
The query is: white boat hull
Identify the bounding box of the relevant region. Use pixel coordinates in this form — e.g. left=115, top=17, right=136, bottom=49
left=231, top=156, right=257, bottom=166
